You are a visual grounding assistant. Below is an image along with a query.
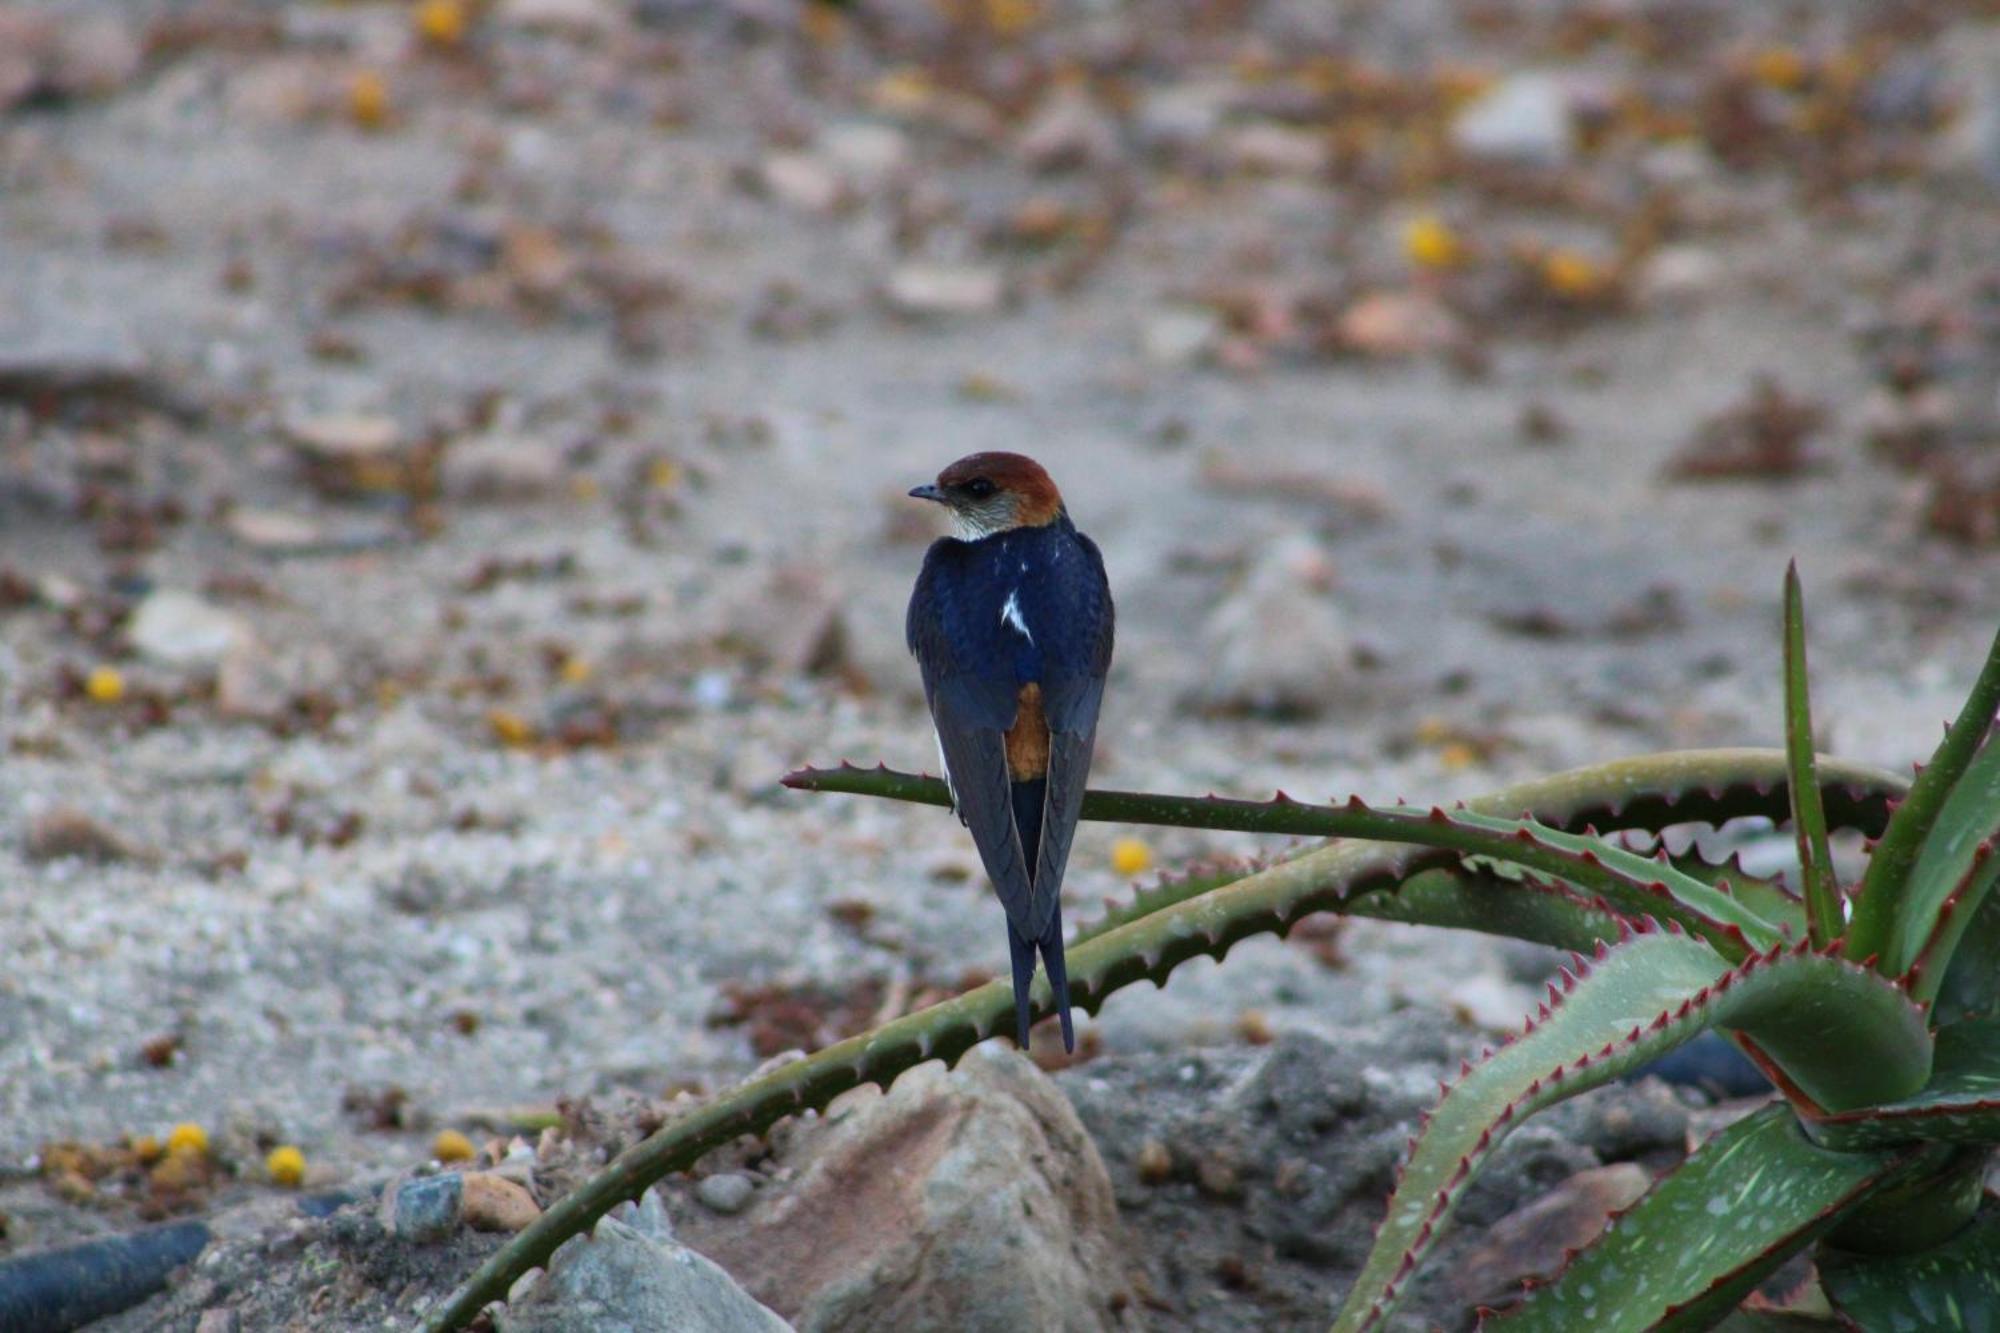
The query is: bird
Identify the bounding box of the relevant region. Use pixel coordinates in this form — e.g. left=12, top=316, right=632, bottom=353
left=906, top=452, right=1114, bottom=1054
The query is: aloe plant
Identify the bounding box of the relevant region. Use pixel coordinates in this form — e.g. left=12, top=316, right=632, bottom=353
left=424, top=567, right=2000, bottom=1333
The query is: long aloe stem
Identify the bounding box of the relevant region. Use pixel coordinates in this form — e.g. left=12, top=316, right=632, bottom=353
left=1783, top=563, right=1843, bottom=947
left=423, top=750, right=1905, bottom=1333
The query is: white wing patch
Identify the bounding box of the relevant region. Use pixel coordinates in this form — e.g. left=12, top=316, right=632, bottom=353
left=933, top=726, right=960, bottom=811
left=1000, top=589, right=1033, bottom=644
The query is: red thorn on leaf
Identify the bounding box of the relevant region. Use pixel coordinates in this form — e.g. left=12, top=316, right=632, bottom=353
left=1428, top=805, right=1450, bottom=823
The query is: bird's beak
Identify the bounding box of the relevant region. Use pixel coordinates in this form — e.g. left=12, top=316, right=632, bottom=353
left=908, top=483, right=945, bottom=503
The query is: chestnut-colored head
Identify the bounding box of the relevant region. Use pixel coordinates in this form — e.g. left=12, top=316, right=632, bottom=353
left=909, top=452, right=1064, bottom=539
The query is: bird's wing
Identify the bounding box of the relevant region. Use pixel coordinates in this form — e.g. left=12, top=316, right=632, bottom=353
left=1028, top=531, right=1115, bottom=928
left=908, top=542, right=1039, bottom=934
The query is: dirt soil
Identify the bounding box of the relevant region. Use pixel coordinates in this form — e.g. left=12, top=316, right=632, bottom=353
left=2, top=0, right=1998, bottom=1327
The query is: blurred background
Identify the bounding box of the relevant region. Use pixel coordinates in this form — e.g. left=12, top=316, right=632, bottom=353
left=2, top=0, right=1999, bottom=1325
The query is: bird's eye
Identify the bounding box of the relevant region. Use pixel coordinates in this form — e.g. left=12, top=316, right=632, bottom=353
left=963, top=478, right=996, bottom=499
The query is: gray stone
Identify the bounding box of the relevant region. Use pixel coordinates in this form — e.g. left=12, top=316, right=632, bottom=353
left=682, top=1047, right=1138, bottom=1332
left=1193, top=533, right=1358, bottom=717
left=1015, top=88, right=1122, bottom=173
left=696, top=1172, right=756, bottom=1215
left=1452, top=73, right=1573, bottom=166
left=442, top=435, right=567, bottom=502
left=501, top=1193, right=792, bottom=1333
left=759, top=153, right=848, bottom=216
left=1937, top=23, right=2000, bottom=187
left=882, top=265, right=1006, bottom=319
left=127, top=590, right=253, bottom=671
left=818, top=123, right=908, bottom=188
left=1139, top=306, right=1222, bottom=367
left=382, top=1172, right=463, bottom=1243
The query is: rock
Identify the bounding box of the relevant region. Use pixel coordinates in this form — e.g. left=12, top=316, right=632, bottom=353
left=195, top=1311, right=241, bottom=1333
left=381, top=1172, right=463, bottom=1243
left=818, top=123, right=908, bottom=188
left=1193, top=533, right=1357, bottom=717
left=1133, top=80, right=1232, bottom=154
left=719, top=565, right=851, bottom=680
left=1452, top=73, right=1573, bottom=166
left=683, top=1047, right=1137, bottom=1331
left=1139, top=306, right=1222, bottom=367
left=1936, top=22, right=2000, bottom=187
left=882, top=265, right=1006, bottom=319
left=1014, top=88, right=1122, bottom=173
left=0, top=11, right=141, bottom=109
left=216, top=640, right=294, bottom=722
left=503, top=1190, right=791, bottom=1332
left=758, top=153, right=848, bottom=215
left=127, top=590, right=253, bottom=671
left=1224, top=122, right=1328, bottom=176
left=462, top=1172, right=542, bottom=1232
left=498, top=0, right=620, bottom=38
left=1446, top=1163, right=1652, bottom=1312
left=696, top=1172, right=756, bottom=1215
left=443, top=435, right=567, bottom=502
left=1635, top=245, right=1723, bottom=307
left=25, top=807, right=148, bottom=864
left=282, top=413, right=420, bottom=499
left=1335, top=290, right=1463, bottom=358
left=226, top=508, right=327, bottom=554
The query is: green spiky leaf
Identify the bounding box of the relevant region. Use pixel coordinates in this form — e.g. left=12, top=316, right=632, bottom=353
left=1783, top=564, right=1843, bottom=947
left=1848, top=623, right=2000, bottom=964
left=1484, top=1105, right=1942, bottom=1333
left=1883, top=734, right=2000, bottom=994
left=1821, top=1202, right=2000, bottom=1332
left=1934, top=893, right=2000, bottom=1027
left=1330, top=931, right=1932, bottom=1333
left=1803, top=1018, right=2000, bottom=1149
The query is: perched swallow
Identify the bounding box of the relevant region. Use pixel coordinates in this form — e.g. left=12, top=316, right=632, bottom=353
left=906, top=452, right=1114, bottom=1053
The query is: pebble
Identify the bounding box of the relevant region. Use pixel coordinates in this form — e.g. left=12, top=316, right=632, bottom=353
left=695, top=1171, right=756, bottom=1215
left=127, top=590, right=252, bottom=671
left=1225, top=122, right=1328, bottom=176
left=1452, top=73, right=1573, bottom=166
left=819, top=122, right=908, bottom=187
left=226, top=508, right=326, bottom=555
left=758, top=152, right=847, bottom=215
left=883, top=264, right=1006, bottom=318
left=383, top=1172, right=462, bottom=1243
left=25, top=807, right=147, bottom=864
left=441, top=435, right=566, bottom=502
left=1337, top=290, right=1463, bottom=358
left=1140, top=306, right=1223, bottom=367
left=1014, top=87, right=1122, bottom=173
left=461, top=1172, right=542, bottom=1232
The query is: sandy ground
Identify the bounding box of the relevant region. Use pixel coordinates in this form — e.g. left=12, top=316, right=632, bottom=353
left=1, top=0, right=1998, bottom=1316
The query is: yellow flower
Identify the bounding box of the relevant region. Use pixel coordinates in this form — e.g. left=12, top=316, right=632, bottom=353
left=1438, top=741, right=1479, bottom=772
left=165, top=1122, right=208, bottom=1158
left=1748, top=46, right=1808, bottom=92
left=85, top=665, right=125, bottom=704
left=983, top=0, right=1040, bottom=38
left=266, top=1145, right=306, bottom=1187
left=558, top=655, right=592, bottom=686
left=1403, top=214, right=1464, bottom=271
left=1541, top=249, right=1607, bottom=300
left=414, top=0, right=467, bottom=47
left=350, top=71, right=391, bottom=129
left=433, top=1129, right=476, bottom=1163
left=1111, top=838, right=1153, bottom=878
left=487, top=709, right=535, bottom=748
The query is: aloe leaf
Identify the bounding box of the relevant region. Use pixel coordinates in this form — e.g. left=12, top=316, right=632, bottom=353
left=1847, top=623, right=2000, bottom=964
left=1881, top=733, right=2000, bottom=992
left=1803, top=1018, right=2000, bottom=1149
left=1821, top=1201, right=2000, bottom=1332
left=1329, top=931, right=1931, bottom=1333
left=785, top=748, right=1906, bottom=843
left=1342, top=866, right=1628, bottom=953
left=1782, top=564, right=1843, bottom=947
left=1666, top=847, right=1807, bottom=938
left=1934, top=893, right=2000, bottom=1027
left=1483, top=1104, right=1938, bottom=1333
left=794, top=768, right=1793, bottom=957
